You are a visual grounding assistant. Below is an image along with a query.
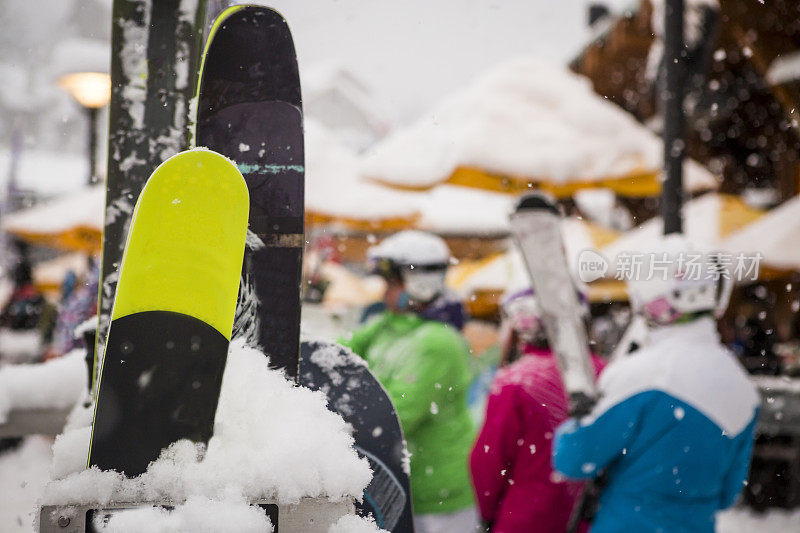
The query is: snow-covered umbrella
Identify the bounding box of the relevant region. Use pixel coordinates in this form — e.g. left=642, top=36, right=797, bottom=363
left=2, top=186, right=104, bottom=252
left=601, top=192, right=764, bottom=272
left=722, top=195, right=800, bottom=273
left=305, top=120, right=420, bottom=232
left=360, top=58, right=719, bottom=198
left=305, top=121, right=511, bottom=260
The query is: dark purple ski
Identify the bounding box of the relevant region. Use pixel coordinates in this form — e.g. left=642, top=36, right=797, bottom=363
left=196, top=5, right=303, bottom=379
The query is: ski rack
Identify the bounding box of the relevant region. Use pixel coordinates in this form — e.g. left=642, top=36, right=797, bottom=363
left=39, top=497, right=354, bottom=533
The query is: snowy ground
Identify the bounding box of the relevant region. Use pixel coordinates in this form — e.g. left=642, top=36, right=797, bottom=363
left=717, top=507, right=800, bottom=532
left=0, top=437, right=52, bottom=532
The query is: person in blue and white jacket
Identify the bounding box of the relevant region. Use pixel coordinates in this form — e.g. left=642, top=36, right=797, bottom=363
left=553, top=236, right=760, bottom=533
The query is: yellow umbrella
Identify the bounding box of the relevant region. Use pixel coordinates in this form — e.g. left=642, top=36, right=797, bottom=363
left=306, top=211, right=419, bottom=233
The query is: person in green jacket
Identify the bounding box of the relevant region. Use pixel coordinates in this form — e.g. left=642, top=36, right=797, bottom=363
left=342, top=230, right=478, bottom=533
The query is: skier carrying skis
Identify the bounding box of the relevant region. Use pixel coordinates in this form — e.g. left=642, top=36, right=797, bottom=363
left=471, top=287, right=604, bottom=532
left=552, top=236, right=760, bottom=533
left=342, top=230, right=477, bottom=533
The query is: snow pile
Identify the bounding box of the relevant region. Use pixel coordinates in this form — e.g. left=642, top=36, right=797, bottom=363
left=0, top=437, right=53, bottom=533
left=328, top=514, right=387, bottom=533
left=91, top=494, right=273, bottom=533
left=361, top=57, right=718, bottom=191
left=0, top=349, right=86, bottom=422
left=43, top=340, right=372, bottom=507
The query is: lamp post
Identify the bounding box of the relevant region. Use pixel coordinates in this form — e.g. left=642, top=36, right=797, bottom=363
left=57, top=71, right=111, bottom=185
left=662, top=0, right=686, bottom=235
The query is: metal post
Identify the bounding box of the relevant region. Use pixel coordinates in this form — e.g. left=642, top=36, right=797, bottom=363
left=87, top=106, right=98, bottom=185
left=662, top=0, right=685, bottom=235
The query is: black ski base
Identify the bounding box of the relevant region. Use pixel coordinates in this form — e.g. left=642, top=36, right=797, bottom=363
left=90, top=311, right=229, bottom=476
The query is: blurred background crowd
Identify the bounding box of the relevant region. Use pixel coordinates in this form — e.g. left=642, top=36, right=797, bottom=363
left=4, top=0, right=800, bottom=528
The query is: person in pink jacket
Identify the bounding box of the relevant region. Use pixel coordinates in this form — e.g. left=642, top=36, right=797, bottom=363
left=470, top=287, right=604, bottom=532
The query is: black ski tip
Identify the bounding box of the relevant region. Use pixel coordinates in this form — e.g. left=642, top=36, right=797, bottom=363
left=514, top=191, right=559, bottom=214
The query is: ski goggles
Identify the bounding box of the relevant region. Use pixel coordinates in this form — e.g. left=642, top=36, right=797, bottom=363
left=369, top=257, right=403, bottom=281
left=369, top=257, right=448, bottom=280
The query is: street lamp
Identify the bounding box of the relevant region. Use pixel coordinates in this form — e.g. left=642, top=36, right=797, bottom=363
left=58, top=72, right=111, bottom=185
left=53, top=38, right=111, bottom=186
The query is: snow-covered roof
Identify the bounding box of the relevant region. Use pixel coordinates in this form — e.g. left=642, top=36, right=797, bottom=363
left=0, top=149, right=89, bottom=196
left=360, top=57, right=719, bottom=194
left=307, top=121, right=511, bottom=236
left=722, top=195, right=800, bottom=271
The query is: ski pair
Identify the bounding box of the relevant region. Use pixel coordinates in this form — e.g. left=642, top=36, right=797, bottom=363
left=92, top=5, right=413, bottom=530
left=98, top=3, right=304, bottom=382
left=90, top=4, right=303, bottom=475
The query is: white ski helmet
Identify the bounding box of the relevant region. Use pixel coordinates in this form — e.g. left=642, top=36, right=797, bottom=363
left=626, top=235, right=732, bottom=326
left=501, top=287, right=545, bottom=344
left=368, top=230, right=451, bottom=303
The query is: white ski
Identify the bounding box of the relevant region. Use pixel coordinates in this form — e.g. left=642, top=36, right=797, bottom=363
left=509, top=192, right=597, bottom=416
